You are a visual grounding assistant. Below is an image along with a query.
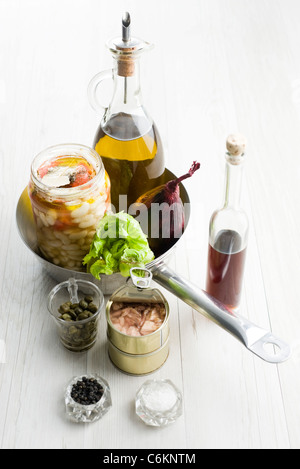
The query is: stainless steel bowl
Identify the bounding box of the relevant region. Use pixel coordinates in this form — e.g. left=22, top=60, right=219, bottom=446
left=16, top=169, right=190, bottom=295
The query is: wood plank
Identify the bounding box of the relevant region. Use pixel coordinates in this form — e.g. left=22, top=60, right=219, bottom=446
left=0, top=0, right=299, bottom=449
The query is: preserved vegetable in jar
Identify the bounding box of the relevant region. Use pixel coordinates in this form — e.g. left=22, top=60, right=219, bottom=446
left=28, top=144, right=111, bottom=271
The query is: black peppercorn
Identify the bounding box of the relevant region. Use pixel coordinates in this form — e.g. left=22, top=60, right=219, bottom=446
left=70, top=377, right=104, bottom=406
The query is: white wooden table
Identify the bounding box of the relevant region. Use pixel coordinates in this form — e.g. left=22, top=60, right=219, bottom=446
left=1, top=0, right=299, bottom=450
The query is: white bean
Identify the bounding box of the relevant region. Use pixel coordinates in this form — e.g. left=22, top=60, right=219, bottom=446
left=46, top=216, right=55, bottom=226
left=39, top=212, right=49, bottom=227
left=61, top=246, right=84, bottom=255
left=71, top=202, right=90, bottom=219
left=77, top=238, right=86, bottom=247
left=78, top=217, right=96, bottom=229
left=47, top=208, right=57, bottom=219
left=72, top=211, right=94, bottom=224
left=90, top=195, right=106, bottom=209
left=67, top=252, right=86, bottom=261
left=63, top=228, right=76, bottom=235
left=42, top=228, right=56, bottom=240
left=59, top=256, right=68, bottom=264
left=41, top=246, right=55, bottom=256
left=46, top=209, right=56, bottom=226
left=68, top=229, right=88, bottom=241
left=61, top=243, right=80, bottom=251
left=53, top=231, right=69, bottom=244
left=47, top=239, right=63, bottom=248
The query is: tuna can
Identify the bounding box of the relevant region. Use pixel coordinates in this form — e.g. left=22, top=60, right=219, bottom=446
left=105, top=268, right=170, bottom=375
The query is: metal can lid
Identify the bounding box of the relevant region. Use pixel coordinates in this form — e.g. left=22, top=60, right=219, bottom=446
left=130, top=267, right=153, bottom=289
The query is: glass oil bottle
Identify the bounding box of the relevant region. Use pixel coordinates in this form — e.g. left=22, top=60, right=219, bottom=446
left=205, top=134, right=249, bottom=310
left=88, top=12, right=165, bottom=212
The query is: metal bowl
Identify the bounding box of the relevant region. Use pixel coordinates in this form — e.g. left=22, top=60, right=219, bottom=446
left=16, top=169, right=190, bottom=295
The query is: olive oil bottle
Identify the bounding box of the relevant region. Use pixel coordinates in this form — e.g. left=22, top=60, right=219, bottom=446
left=88, top=13, right=165, bottom=212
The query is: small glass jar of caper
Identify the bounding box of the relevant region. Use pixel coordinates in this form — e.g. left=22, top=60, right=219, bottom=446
left=48, top=278, right=104, bottom=352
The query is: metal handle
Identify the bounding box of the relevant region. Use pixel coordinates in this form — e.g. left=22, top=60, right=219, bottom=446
left=151, top=262, right=291, bottom=363
left=87, top=69, right=112, bottom=113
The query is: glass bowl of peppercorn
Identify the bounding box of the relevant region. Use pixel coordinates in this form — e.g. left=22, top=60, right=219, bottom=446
left=65, top=374, right=112, bottom=423
left=47, top=278, right=104, bottom=352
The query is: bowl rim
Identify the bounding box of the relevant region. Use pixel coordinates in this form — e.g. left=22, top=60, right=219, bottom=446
left=47, top=278, right=105, bottom=324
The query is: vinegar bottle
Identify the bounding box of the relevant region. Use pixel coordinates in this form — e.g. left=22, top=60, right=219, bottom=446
left=205, top=134, right=249, bottom=310
left=88, top=12, right=165, bottom=212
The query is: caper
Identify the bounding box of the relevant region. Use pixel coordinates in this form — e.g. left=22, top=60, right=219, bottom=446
left=62, top=313, right=72, bottom=321
left=72, top=335, right=83, bottom=343
left=68, top=326, right=80, bottom=336
left=68, top=310, right=77, bottom=320
left=57, top=294, right=99, bottom=351
left=84, top=295, right=93, bottom=304
left=87, top=303, right=97, bottom=313
left=81, top=310, right=94, bottom=318
left=78, top=312, right=90, bottom=321
left=81, top=330, right=90, bottom=339
left=79, top=299, right=88, bottom=310
left=59, top=303, right=70, bottom=314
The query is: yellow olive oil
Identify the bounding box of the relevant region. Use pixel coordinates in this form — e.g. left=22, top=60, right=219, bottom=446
left=94, top=112, right=165, bottom=211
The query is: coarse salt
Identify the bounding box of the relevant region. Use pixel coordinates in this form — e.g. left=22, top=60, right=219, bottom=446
left=142, top=381, right=178, bottom=412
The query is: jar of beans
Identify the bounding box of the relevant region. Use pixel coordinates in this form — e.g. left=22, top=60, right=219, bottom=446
left=28, top=144, right=111, bottom=271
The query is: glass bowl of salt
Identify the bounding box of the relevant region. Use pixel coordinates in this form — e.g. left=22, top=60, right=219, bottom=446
left=135, top=379, right=183, bottom=426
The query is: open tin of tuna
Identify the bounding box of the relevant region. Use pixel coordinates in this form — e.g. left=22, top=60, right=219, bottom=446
left=105, top=268, right=170, bottom=375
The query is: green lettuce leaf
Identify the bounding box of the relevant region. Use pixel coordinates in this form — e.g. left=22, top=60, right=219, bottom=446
left=82, top=212, right=154, bottom=279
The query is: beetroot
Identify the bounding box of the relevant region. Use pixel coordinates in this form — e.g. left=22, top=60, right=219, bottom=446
left=134, top=161, right=200, bottom=255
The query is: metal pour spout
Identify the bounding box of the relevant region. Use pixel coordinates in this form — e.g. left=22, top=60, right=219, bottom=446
left=121, top=12, right=131, bottom=104
left=122, top=12, right=131, bottom=43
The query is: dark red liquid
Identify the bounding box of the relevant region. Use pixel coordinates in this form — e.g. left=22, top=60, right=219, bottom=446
left=205, top=230, right=246, bottom=309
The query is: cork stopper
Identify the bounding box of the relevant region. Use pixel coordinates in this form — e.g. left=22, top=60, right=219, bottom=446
left=226, top=133, right=246, bottom=164
left=116, top=47, right=136, bottom=77
left=226, top=134, right=246, bottom=156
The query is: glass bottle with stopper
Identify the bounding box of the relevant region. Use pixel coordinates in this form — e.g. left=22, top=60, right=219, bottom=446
left=88, top=12, right=165, bottom=212
left=205, top=134, right=249, bottom=310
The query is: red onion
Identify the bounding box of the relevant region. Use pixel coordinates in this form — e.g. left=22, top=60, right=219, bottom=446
left=134, top=161, right=200, bottom=255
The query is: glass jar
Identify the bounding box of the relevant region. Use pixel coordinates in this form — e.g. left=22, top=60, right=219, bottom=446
left=47, top=278, right=105, bottom=352
left=28, top=143, right=111, bottom=271
left=135, top=379, right=183, bottom=426
left=65, top=374, right=112, bottom=422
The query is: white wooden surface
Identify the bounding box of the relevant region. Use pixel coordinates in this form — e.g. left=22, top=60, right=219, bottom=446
left=0, top=0, right=300, bottom=450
